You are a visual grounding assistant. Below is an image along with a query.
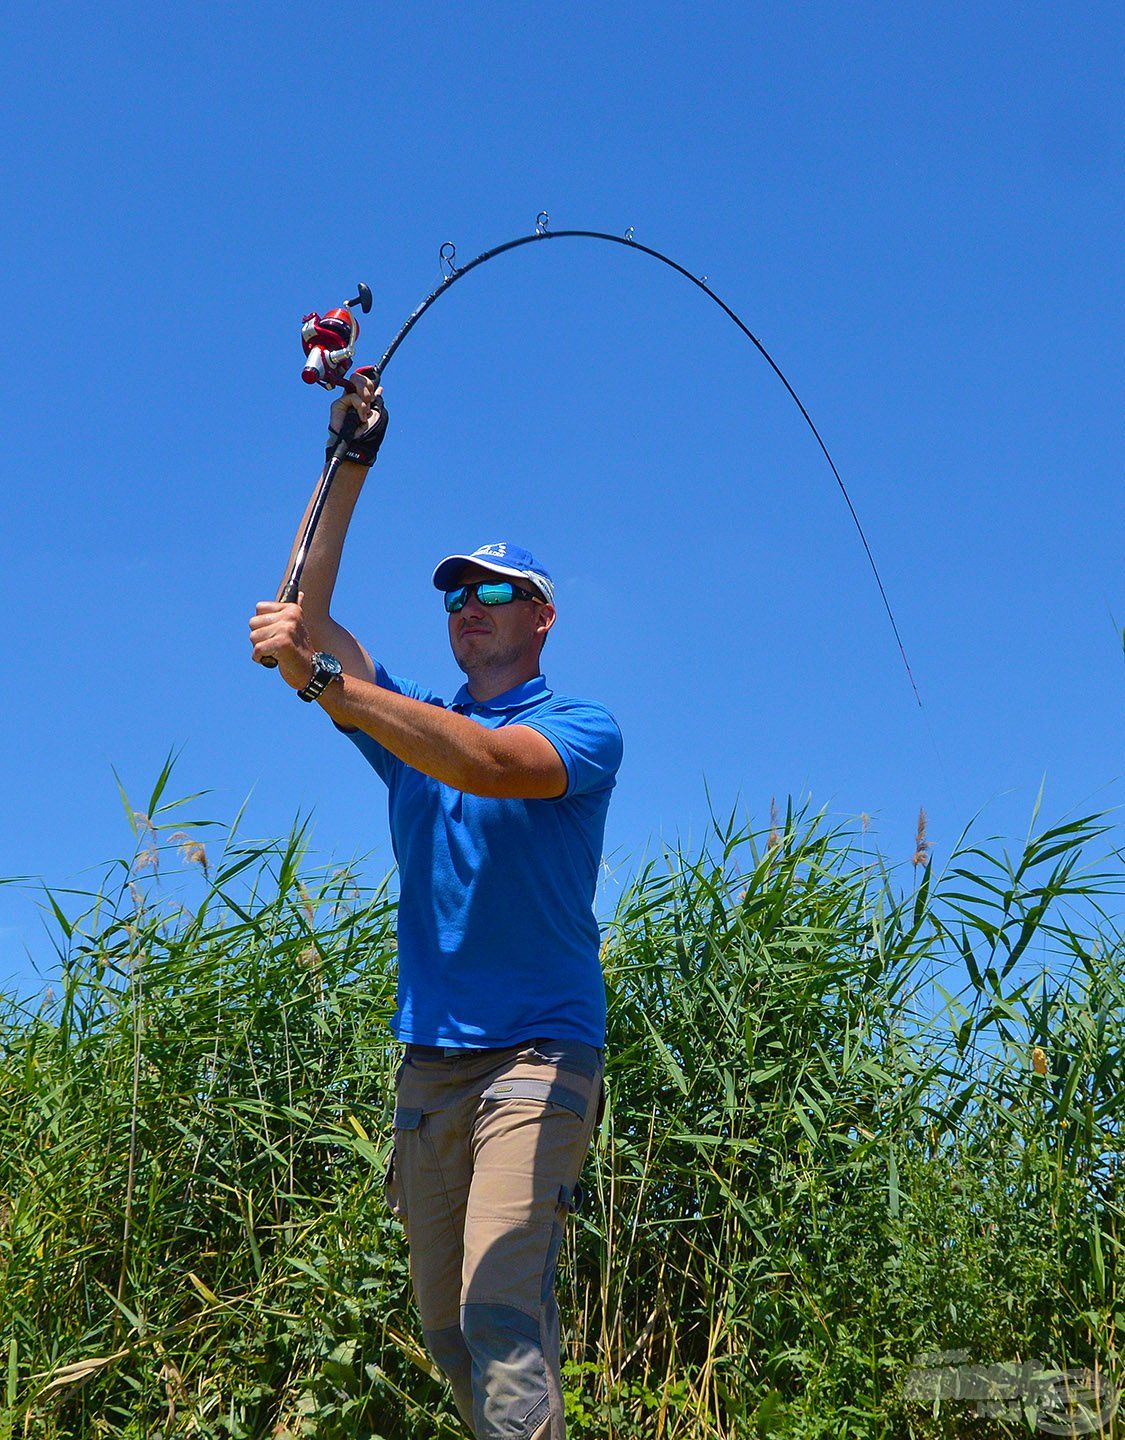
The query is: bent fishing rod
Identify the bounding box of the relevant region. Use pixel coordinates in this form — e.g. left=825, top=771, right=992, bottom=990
left=266, top=212, right=921, bottom=707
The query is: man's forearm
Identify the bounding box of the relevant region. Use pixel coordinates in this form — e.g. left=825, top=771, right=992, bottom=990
left=318, top=673, right=501, bottom=793
left=282, top=461, right=370, bottom=618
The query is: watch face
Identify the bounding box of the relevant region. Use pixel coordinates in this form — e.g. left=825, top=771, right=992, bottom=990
left=316, top=652, right=343, bottom=677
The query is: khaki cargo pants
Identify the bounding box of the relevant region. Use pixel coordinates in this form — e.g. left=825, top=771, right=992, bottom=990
left=385, top=1036, right=606, bottom=1439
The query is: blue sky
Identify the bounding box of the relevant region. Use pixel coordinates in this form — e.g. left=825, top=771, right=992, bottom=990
left=1, top=2, right=1121, bottom=994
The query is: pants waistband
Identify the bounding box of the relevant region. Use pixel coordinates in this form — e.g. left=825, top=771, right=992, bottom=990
left=404, top=1036, right=604, bottom=1066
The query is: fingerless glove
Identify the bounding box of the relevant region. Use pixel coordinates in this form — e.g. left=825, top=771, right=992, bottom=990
left=326, top=396, right=389, bottom=468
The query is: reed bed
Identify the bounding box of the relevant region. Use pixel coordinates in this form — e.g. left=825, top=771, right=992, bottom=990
left=1, top=768, right=1122, bottom=1438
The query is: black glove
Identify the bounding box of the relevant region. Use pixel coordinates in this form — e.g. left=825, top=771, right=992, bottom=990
left=327, top=388, right=389, bottom=468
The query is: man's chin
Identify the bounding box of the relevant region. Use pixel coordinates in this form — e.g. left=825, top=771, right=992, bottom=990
left=453, top=642, right=490, bottom=676
left=452, top=639, right=521, bottom=678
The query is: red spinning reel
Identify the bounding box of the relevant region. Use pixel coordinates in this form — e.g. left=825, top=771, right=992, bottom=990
left=300, top=282, right=373, bottom=390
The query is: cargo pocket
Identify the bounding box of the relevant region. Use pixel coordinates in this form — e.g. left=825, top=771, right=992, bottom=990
left=385, top=1105, right=422, bottom=1230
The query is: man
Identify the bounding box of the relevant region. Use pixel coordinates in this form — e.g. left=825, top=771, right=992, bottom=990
left=248, top=375, right=623, bottom=1439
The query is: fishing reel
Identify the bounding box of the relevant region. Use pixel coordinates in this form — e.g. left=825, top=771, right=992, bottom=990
left=300, top=282, right=373, bottom=389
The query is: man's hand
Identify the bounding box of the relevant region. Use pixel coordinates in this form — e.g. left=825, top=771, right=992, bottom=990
left=328, top=373, right=388, bottom=467
left=248, top=591, right=317, bottom=692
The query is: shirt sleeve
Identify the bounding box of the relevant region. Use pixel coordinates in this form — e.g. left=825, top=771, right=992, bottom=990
left=518, top=697, right=624, bottom=800
left=332, top=662, right=447, bottom=788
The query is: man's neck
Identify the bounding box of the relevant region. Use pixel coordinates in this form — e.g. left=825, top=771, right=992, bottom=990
left=466, top=661, right=542, bottom=705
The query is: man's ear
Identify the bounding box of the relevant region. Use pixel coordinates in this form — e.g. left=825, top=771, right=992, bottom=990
left=536, top=603, right=556, bottom=652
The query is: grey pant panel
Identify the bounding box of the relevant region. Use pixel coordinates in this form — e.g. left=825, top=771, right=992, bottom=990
left=424, top=1322, right=475, bottom=1432
left=462, top=1301, right=551, bottom=1439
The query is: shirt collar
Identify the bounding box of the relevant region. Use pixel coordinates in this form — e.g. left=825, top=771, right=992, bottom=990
left=451, top=674, right=552, bottom=713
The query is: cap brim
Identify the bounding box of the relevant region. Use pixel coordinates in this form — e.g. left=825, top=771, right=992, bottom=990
left=432, top=554, right=549, bottom=599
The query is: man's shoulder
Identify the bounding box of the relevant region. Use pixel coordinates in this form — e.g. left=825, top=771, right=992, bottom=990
left=523, top=690, right=622, bottom=733
left=516, top=691, right=625, bottom=795
left=374, top=661, right=448, bottom=708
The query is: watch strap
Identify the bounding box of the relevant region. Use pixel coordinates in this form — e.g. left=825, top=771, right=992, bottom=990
left=298, top=653, right=343, bottom=702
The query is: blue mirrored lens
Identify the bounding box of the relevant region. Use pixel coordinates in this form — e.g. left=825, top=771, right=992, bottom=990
left=476, top=582, right=516, bottom=605
left=444, top=586, right=469, bottom=613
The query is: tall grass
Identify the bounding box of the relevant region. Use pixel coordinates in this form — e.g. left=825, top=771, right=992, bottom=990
left=1, top=769, right=1122, bottom=1438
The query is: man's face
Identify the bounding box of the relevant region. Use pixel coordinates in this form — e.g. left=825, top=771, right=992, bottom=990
left=446, top=564, right=555, bottom=675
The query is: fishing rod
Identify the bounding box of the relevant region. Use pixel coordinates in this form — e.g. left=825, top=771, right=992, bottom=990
left=269, top=212, right=921, bottom=706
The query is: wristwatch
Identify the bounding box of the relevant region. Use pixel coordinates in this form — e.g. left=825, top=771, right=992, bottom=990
left=297, top=651, right=344, bottom=702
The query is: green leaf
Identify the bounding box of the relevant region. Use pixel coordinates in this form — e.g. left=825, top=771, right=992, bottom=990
left=110, top=764, right=138, bottom=836
left=40, top=886, right=73, bottom=940
left=638, top=1009, right=688, bottom=1095
left=756, top=1388, right=787, bottom=1435
left=146, top=745, right=185, bottom=820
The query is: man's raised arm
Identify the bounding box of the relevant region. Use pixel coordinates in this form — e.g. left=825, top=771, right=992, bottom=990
left=277, top=374, right=388, bottom=680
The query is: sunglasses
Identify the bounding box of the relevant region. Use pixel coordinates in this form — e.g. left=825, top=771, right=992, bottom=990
left=444, top=580, right=542, bottom=614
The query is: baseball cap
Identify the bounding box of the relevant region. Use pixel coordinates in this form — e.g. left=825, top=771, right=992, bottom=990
left=431, top=542, right=555, bottom=604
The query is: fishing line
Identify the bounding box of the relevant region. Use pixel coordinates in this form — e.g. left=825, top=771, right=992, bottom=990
left=369, top=213, right=922, bottom=708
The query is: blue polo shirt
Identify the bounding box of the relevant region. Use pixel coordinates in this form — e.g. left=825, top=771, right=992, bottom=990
left=333, top=669, right=623, bottom=1049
